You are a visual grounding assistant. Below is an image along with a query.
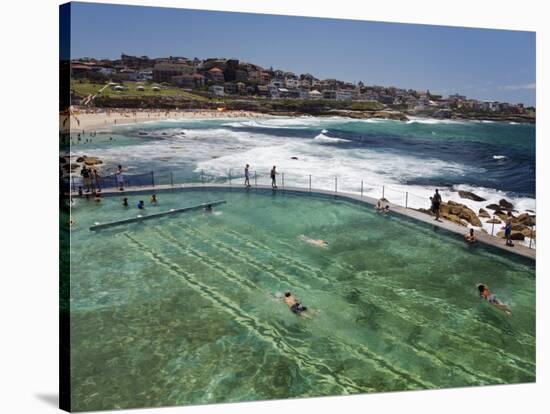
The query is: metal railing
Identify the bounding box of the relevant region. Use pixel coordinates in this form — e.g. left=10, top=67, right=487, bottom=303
left=62, top=168, right=536, bottom=249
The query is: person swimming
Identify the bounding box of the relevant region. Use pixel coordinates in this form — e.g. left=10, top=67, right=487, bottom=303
left=122, top=197, right=129, bottom=207
left=298, top=235, right=328, bottom=248
left=203, top=204, right=213, bottom=212
left=477, top=284, right=512, bottom=315
left=137, top=200, right=145, bottom=210
left=151, top=194, right=157, bottom=205
left=464, top=228, right=476, bottom=243
left=284, top=292, right=308, bottom=315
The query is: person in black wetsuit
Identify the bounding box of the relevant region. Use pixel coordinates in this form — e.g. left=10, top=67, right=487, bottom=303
left=431, top=189, right=442, bottom=221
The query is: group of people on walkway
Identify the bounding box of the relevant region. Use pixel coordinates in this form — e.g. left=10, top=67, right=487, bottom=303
left=243, top=164, right=279, bottom=188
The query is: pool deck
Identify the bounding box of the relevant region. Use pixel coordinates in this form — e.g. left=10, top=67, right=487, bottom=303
left=72, top=183, right=536, bottom=261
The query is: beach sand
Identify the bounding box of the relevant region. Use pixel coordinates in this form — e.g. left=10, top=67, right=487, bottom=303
left=60, top=108, right=270, bottom=133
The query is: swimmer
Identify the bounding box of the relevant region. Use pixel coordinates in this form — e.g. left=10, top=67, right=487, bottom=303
left=122, top=197, right=129, bottom=207
left=477, top=284, right=512, bottom=315
left=298, top=234, right=328, bottom=248
left=137, top=200, right=145, bottom=210
left=284, top=292, right=308, bottom=315
left=151, top=194, right=157, bottom=205
left=204, top=204, right=213, bottom=212
left=464, top=228, right=476, bottom=243
left=376, top=198, right=390, bottom=214
left=94, top=193, right=102, bottom=203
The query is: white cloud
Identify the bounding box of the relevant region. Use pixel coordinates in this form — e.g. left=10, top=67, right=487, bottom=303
left=499, top=83, right=536, bottom=91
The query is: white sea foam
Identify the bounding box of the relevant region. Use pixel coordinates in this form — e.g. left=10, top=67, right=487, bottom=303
left=406, top=117, right=466, bottom=125
left=312, top=131, right=351, bottom=143
left=493, top=155, right=508, bottom=160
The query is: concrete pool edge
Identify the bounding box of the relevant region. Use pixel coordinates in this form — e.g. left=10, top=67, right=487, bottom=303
left=71, top=183, right=536, bottom=261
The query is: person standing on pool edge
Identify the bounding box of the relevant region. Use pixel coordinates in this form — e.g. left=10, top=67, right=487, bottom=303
left=505, top=211, right=514, bottom=247
left=244, top=164, right=251, bottom=188
left=432, top=189, right=442, bottom=221
left=270, top=165, right=278, bottom=188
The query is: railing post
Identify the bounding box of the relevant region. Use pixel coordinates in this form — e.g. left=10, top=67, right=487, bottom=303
left=491, top=215, right=495, bottom=236
left=170, top=171, right=174, bottom=187
left=229, top=169, right=232, bottom=186
left=405, top=192, right=408, bottom=209
left=201, top=169, right=205, bottom=184
left=382, top=185, right=385, bottom=199
left=361, top=180, right=363, bottom=198
left=335, top=176, right=338, bottom=193
left=529, top=225, right=534, bottom=248
left=282, top=172, right=285, bottom=189
left=309, top=174, right=311, bottom=192
left=151, top=171, right=155, bottom=188
left=254, top=171, right=257, bottom=187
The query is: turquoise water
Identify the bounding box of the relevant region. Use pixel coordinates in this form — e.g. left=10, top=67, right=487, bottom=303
left=69, top=189, right=535, bottom=411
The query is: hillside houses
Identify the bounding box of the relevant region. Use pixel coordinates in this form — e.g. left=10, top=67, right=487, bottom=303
left=69, top=53, right=531, bottom=114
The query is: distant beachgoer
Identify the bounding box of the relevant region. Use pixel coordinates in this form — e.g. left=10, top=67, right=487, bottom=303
left=299, top=235, right=328, bottom=248
left=81, top=166, right=92, bottom=193
left=284, top=292, right=308, bottom=315
left=270, top=165, right=278, bottom=188
left=77, top=186, right=83, bottom=197
left=122, top=197, right=129, bottom=207
left=137, top=200, right=145, bottom=210
left=431, top=189, right=442, bottom=221
left=244, top=164, right=251, bottom=187
left=464, top=228, right=476, bottom=243
left=477, top=284, right=512, bottom=315
left=151, top=194, right=157, bottom=205
left=94, top=193, right=102, bottom=203
left=204, top=204, right=213, bottom=212
left=505, top=212, right=514, bottom=247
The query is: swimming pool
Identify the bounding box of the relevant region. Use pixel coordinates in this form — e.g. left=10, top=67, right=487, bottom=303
left=69, top=189, right=535, bottom=411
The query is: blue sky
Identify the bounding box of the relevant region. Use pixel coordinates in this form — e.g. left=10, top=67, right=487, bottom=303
left=68, top=2, right=536, bottom=105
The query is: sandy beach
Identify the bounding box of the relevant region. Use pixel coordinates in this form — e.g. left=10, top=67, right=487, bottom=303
left=60, top=108, right=270, bottom=133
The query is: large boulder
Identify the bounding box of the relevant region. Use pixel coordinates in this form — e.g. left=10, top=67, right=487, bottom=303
left=83, top=156, right=102, bottom=166
left=458, top=190, right=486, bottom=202
left=76, top=156, right=85, bottom=163
left=521, top=228, right=536, bottom=239
left=485, top=203, right=501, bottom=211
left=496, top=230, right=525, bottom=240
left=499, top=198, right=514, bottom=210
left=514, top=213, right=536, bottom=227
left=441, top=212, right=468, bottom=226
left=440, top=201, right=481, bottom=227
left=478, top=208, right=491, bottom=218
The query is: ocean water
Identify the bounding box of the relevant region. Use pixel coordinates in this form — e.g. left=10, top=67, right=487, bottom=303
left=69, top=190, right=535, bottom=411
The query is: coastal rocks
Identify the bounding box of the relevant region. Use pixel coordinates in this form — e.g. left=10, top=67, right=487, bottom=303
left=83, top=156, right=102, bottom=166
left=496, top=230, right=525, bottom=241
left=458, top=190, right=486, bottom=202
left=499, top=198, right=514, bottom=210
left=486, top=218, right=501, bottom=224
left=290, top=157, right=299, bottom=160
left=485, top=203, right=501, bottom=211
left=515, top=213, right=536, bottom=227
left=478, top=208, right=491, bottom=218
left=443, top=214, right=468, bottom=227
left=440, top=201, right=482, bottom=227
left=76, top=156, right=86, bottom=162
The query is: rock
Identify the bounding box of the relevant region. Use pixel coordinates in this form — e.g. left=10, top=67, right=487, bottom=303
left=440, top=201, right=481, bottom=226
left=486, top=218, right=501, bottom=224
left=441, top=213, right=467, bottom=226
left=511, top=223, right=528, bottom=232
left=458, top=190, right=486, bottom=202
left=478, top=208, right=491, bottom=218
left=83, top=156, right=102, bottom=166
left=515, top=213, right=536, bottom=227
left=499, top=198, right=514, bottom=210
left=59, top=157, right=67, bottom=164
left=76, top=156, right=85, bottom=162
left=70, top=163, right=79, bottom=170
left=521, top=228, right=536, bottom=239
left=496, top=230, right=525, bottom=240
left=290, top=156, right=299, bottom=160
left=485, top=203, right=501, bottom=210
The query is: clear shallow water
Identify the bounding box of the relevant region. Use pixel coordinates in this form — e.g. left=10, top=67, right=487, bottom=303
left=69, top=190, right=535, bottom=411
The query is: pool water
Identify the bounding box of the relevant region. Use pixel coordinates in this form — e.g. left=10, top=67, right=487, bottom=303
left=69, top=189, right=535, bottom=411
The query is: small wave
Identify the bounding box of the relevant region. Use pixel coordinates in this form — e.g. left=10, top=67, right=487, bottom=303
left=313, top=132, right=351, bottom=143
left=493, top=155, right=508, bottom=160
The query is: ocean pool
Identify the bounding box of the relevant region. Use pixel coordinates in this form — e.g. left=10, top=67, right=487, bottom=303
left=69, top=189, right=535, bottom=411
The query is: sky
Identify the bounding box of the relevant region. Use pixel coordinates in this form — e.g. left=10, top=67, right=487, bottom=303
left=68, top=2, right=536, bottom=105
